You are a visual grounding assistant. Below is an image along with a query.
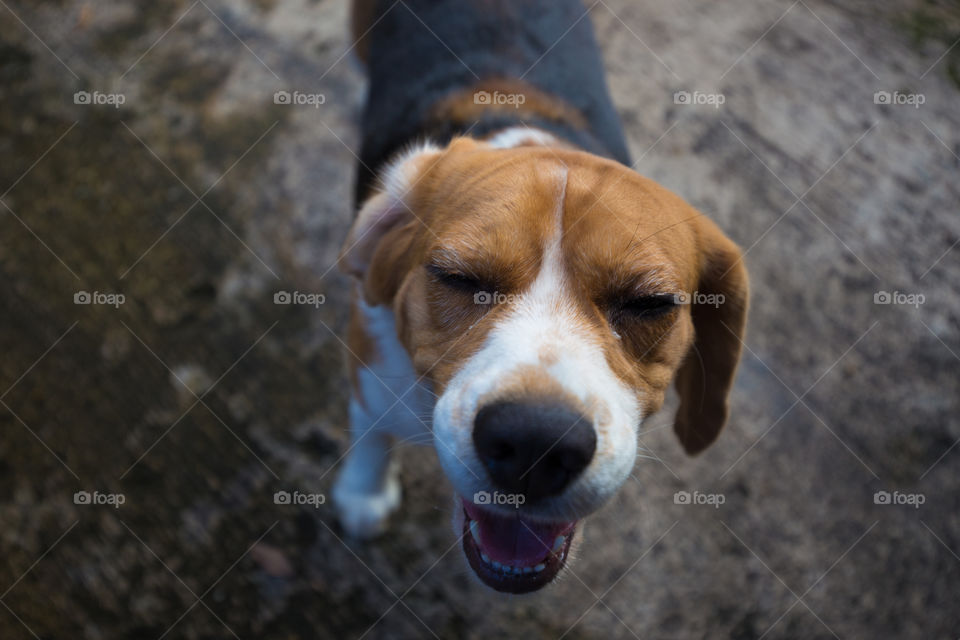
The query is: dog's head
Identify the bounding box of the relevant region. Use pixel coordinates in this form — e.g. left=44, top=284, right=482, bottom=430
left=342, top=137, right=748, bottom=593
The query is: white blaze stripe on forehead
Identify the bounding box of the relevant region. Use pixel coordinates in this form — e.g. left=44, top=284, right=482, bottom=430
left=433, top=166, right=640, bottom=521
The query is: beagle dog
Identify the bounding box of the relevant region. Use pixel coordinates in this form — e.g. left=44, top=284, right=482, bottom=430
left=333, top=0, right=749, bottom=594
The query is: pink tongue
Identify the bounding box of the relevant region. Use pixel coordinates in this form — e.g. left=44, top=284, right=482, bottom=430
left=463, top=498, right=574, bottom=566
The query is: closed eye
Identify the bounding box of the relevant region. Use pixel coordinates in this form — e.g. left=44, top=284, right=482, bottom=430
left=426, top=263, right=484, bottom=293
left=612, top=293, right=678, bottom=321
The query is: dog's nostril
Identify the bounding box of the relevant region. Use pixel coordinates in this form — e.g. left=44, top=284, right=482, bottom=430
left=473, top=399, right=596, bottom=503
left=555, top=449, right=590, bottom=473
left=489, top=443, right=514, bottom=461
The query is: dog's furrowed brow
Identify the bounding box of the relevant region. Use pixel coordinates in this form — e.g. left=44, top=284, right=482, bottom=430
left=622, top=269, right=682, bottom=297
left=427, top=240, right=542, bottom=287
left=427, top=247, right=475, bottom=274
left=585, top=260, right=681, bottom=297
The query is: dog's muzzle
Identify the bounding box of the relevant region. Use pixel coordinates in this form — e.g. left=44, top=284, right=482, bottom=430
left=460, top=398, right=594, bottom=593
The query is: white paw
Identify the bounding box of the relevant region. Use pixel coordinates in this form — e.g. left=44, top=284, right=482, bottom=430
left=332, top=468, right=401, bottom=540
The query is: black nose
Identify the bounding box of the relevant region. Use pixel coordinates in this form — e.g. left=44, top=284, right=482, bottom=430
left=472, top=399, right=596, bottom=503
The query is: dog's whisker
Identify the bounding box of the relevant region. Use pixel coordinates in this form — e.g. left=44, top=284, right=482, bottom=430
left=387, top=433, right=435, bottom=449
left=396, top=435, right=433, bottom=446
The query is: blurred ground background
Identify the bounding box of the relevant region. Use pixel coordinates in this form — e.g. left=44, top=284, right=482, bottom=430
left=1, top=0, right=959, bottom=638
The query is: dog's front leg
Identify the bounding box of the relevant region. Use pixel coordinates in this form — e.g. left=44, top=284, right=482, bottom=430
left=332, top=292, right=432, bottom=539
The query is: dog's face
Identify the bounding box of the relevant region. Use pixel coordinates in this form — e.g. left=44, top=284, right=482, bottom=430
left=343, top=138, right=748, bottom=593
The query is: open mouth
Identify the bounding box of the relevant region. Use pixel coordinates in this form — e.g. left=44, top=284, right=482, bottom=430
left=460, top=497, right=576, bottom=594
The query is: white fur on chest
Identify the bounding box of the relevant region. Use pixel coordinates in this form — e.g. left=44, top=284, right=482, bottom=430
left=350, top=293, right=434, bottom=441
left=332, top=292, right=434, bottom=539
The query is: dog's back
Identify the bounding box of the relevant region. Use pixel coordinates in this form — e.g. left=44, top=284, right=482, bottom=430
left=352, top=0, right=631, bottom=202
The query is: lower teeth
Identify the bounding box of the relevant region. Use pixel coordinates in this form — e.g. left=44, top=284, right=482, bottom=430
left=477, top=552, right=547, bottom=574
left=468, top=518, right=566, bottom=576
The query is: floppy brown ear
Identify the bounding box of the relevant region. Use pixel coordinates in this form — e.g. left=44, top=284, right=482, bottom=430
left=673, top=217, right=749, bottom=455
left=339, top=145, right=440, bottom=305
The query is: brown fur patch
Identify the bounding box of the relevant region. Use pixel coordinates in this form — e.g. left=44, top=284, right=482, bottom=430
left=476, top=364, right=587, bottom=417
left=430, top=79, right=589, bottom=133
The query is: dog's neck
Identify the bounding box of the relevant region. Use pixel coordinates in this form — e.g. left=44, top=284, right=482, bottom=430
left=353, top=0, right=631, bottom=206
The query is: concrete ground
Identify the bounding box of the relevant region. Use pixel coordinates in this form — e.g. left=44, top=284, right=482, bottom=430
left=1, top=0, right=958, bottom=638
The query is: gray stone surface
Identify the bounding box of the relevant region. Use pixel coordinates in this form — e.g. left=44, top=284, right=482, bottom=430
left=0, top=0, right=958, bottom=638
